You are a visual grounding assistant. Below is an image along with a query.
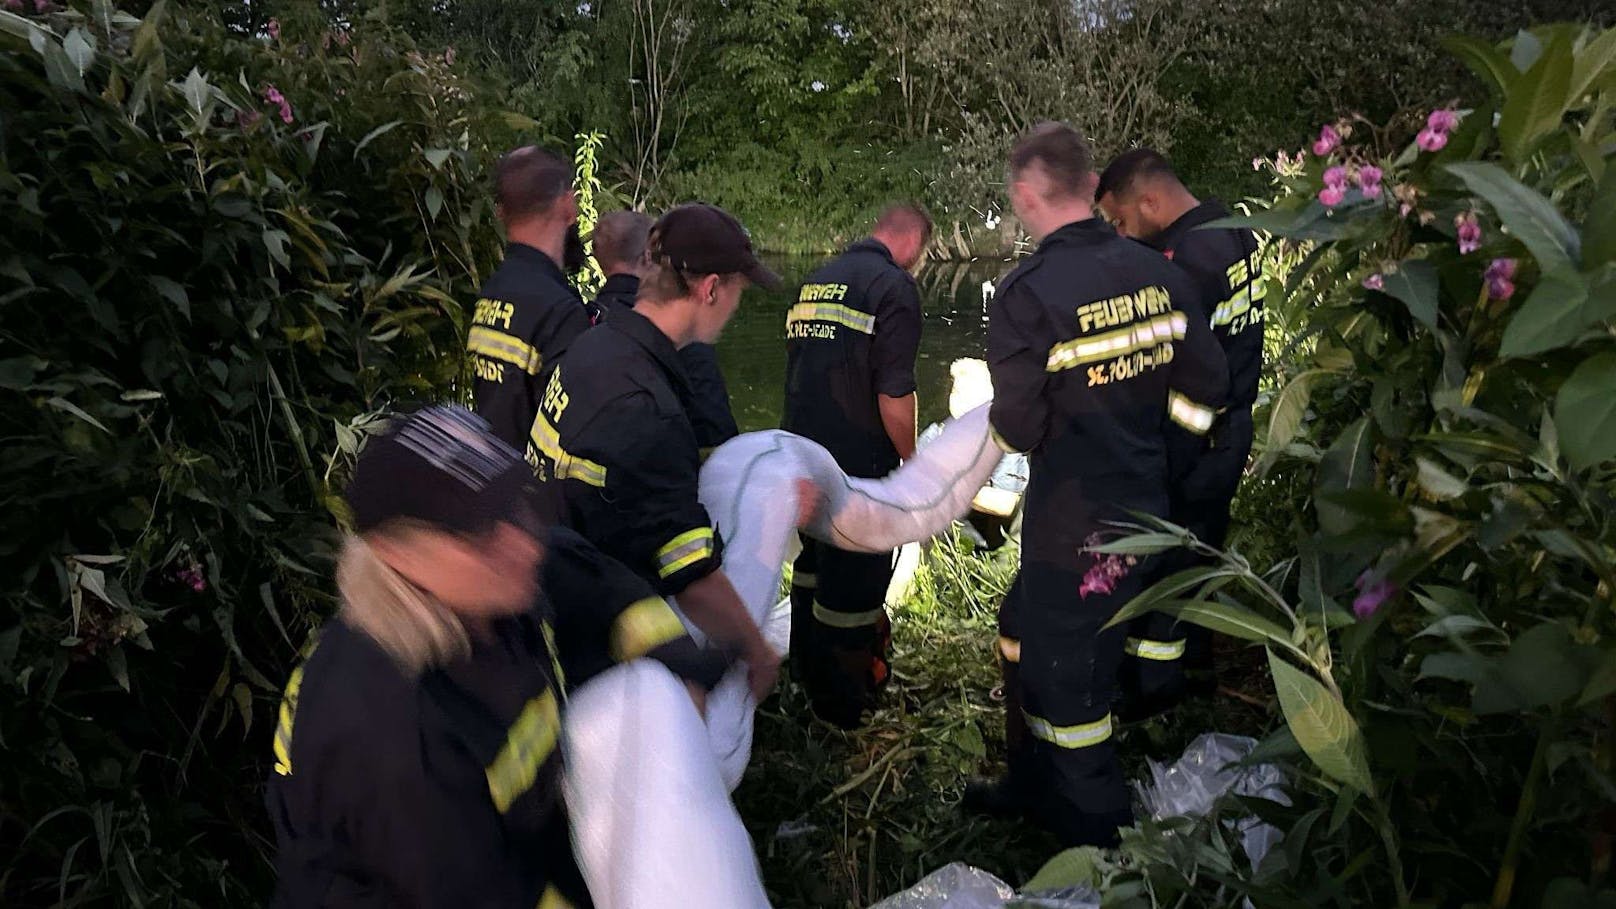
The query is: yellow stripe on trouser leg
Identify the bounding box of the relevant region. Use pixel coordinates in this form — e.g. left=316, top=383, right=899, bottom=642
left=611, top=597, right=689, bottom=661
left=793, top=571, right=818, bottom=590
left=812, top=601, right=885, bottom=629
left=997, top=636, right=1021, bottom=664
left=1023, top=711, right=1114, bottom=749
left=1167, top=390, right=1216, bottom=434
left=537, top=885, right=573, bottom=909
left=1124, top=637, right=1186, bottom=661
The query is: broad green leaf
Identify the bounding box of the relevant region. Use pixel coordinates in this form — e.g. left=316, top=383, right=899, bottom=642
left=1022, top=847, right=1103, bottom=893
left=1442, top=35, right=1516, bottom=97
left=1500, top=267, right=1592, bottom=358
left=148, top=275, right=189, bottom=320
left=1161, top=600, right=1294, bottom=648
left=1414, top=457, right=1467, bottom=500
left=1473, top=622, right=1598, bottom=714
left=1584, top=165, right=1616, bottom=269
left=0, top=9, right=51, bottom=44
left=1315, top=418, right=1374, bottom=536
left=1419, top=652, right=1487, bottom=683
left=1116, top=566, right=1234, bottom=624
left=1268, top=652, right=1372, bottom=793
left=1203, top=205, right=1356, bottom=242
left=1446, top=162, right=1581, bottom=271
left=1379, top=260, right=1439, bottom=330
left=1569, top=27, right=1616, bottom=104
left=1498, top=31, right=1573, bottom=163
left=1258, top=369, right=1330, bottom=473
left=424, top=185, right=444, bottom=221
left=1555, top=352, right=1616, bottom=469
left=353, top=120, right=403, bottom=158
left=1088, top=532, right=1184, bottom=556
left=181, top=67, right=209, bottom=115
left=262, top=229, right=291, bottom=269
left=1510, top=29, right=1543, bottom=72
left=62, top=28, right=95, bottom=77
left=423, top=148, right=453, bottom=170
left=1414, top=614, right=1497, bottom=640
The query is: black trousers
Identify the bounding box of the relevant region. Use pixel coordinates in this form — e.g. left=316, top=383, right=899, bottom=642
left=789, top=538, right=895, bottom=729
left=1120, top=411, right=1252, bottom=715
left=996, top=560, right=1143, bottom=847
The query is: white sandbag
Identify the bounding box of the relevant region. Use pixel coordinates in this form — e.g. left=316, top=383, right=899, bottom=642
left=562, top=660, right=771, bottom=909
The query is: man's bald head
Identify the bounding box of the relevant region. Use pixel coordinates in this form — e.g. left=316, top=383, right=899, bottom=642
left=592, top=210, right=654, bottom=276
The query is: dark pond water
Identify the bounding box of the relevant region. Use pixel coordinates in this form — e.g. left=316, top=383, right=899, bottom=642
left=715, top=254, right=1015, bottom=433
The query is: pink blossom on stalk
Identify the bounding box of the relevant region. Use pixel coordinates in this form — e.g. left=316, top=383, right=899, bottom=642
left=1323, top=165, right=1348, bottom=189
left=262, top=85, right=293, bottom=124
left=1485, top=258, right=1517, bottom=301
left=1416, top=128, right=1449, bottom=153
left=33, top=0, right=48, bottom=11
left=1363, top=273, right=1385, bottom=291
left=1455, top=212, right=1482, bottom=255
left=1352, top=571, right=1396, bottom=620
left=1355, top=165, right=1383, bottom=199
left=1312, top=123, right=1341, bottom=157
left=1319, top=185, right=1346, bottom=207
left=1427, top=109, right=1461, bottom=133
left=267, top=17, right=280, bottom=41
left=3, top=0, right=23, bottom=11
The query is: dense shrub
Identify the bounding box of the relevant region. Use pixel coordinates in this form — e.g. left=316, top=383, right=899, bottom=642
left=0, top=3, right=546, bottom=902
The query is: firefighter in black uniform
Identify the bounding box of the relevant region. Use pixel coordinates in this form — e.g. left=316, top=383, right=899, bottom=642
left=782, top=203, right=931, bottom=728
left=962, top=123, right=1228, bottom=847
left=265, top=405, right=729, bottom=908
left=529, top=203, right=786, bottom=704
left=591, top=209, right=741, bottom=451
left=1098, top=148, right=1264, bottom=718
left=467, top=147, right=596, bottom=449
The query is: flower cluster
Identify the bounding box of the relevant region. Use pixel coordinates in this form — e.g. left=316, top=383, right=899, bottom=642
left=263, top=84, right=294, bottom=124
left=1455, top=211, right=1482, bottom=255
left=1417, top=108, right=1461, bottom=152
left=1356, top=165, right=1383, bottom=199
left=1362, top=272, right=1385, bottom=291
left=1313, top=123, right=1342, bottom=157
left=174, top=560, right=208, bottom=594
left=1485, top=258, right=1517, bottom=301
left=1320, top=165, right=1349, bottom=207
left=1078, top=533, right=1137, bottom=599
left=1352, top=571, right=1396, bottom=620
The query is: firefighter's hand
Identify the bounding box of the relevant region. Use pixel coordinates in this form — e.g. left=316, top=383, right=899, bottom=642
left=794, top=478, right=824, bottom=529
left=745, top=641, right=782, bottom=702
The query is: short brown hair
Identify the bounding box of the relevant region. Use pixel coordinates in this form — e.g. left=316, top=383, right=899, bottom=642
left=1008, top=122, right=1094, bottom=199
left=592, top=210, right=653, bottom=272
left=875, top=202, right=934, bottom=242
left=1096, top=148, right=1180, bottom=202
left=494, top=146, right=572, bottom=221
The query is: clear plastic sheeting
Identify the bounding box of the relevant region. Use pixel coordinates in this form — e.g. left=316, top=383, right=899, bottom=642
left=1135, top=732, right=1289, bottom=869
left=866, top=863, right=1015, bottom=909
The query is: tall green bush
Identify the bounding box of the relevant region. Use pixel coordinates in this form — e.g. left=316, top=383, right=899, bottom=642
left=0, top=3, right=558, bottom=902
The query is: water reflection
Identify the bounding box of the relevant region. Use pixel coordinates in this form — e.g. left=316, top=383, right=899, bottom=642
left=717, top=254, right=1016, bottom=433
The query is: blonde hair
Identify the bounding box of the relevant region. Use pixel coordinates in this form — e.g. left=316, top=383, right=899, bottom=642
left=335, top=532, right=469, bottom=674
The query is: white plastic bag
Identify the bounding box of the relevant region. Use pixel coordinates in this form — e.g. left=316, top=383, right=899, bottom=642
left=1134, top=732, right=1289, bottom=869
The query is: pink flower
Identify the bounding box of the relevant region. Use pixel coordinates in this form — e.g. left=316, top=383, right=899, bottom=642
left=1455, top=212, right=1482, bottom=255
left=1427, top=109, right=1461, bottom=133
left=1363, top=273, right=1385, bottom=290
left=1416, top=128, right=1449, bottom=153
left=1078, top=534, right=1132, bottom=600
left=174, top=563, right=208, bottom=594
left=1352, top=571, right=1396, bottom=619
left=1319, top=185, right=1347, bottom=207
left=1323, top=165, right=1348, bottom=189
left=237, top=108, right=263, bottom=129
left=33, top=0, right=48, bottom=11
left=262, top=85, right=293, bottom=124
left=3, top=0, right=23, bottom=10
left=1355, top=165, right=1383, bottom=199
left=1485, top=258, right=1517, bottom=301
left=267, top=17, right=280, bottom=41
left=1312, top=123, right=1341, bottom=157
left=1251, top=156, right=1264, bottom=171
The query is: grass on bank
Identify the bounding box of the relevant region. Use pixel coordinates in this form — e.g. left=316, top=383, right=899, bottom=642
left=735, top=529, right=1274, bottom=909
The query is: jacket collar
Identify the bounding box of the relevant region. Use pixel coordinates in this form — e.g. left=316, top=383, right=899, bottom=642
left=504, top=243, right=569, bottom=286
left=608, top=303, right=692, bottom=398
left=599, top=273, right=640, bottom=302
left=1151, top=199, right=1233, bottom=252
left=846, top=237, right=897, bottom=266
left=1037, top=217, right=1116, bottom=253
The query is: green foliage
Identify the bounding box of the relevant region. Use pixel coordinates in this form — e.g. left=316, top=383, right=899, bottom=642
left=1107, top=24, right=1616, bottom=906
left=0, top=3, right=560, bottom=902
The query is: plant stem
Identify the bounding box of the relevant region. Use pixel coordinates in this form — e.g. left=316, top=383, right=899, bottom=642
left=1490, top=718, right=1556, bottom=909
left=1373, top=794, right=1410, bottom=906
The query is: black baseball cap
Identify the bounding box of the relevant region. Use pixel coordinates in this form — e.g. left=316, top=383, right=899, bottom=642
left=649, top=203, right=782, bottom=290
left=346, top=405, right=545, bottom=537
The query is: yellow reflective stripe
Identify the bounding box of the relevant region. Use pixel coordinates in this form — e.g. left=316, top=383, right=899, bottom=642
left=656, top=527, right=714, bottom=579
left=272, top=663, right=306, bottom=776
left=997, top=635, right=1021, bottom=664
left=611, top=597, right=688, bottom=661
left=528, top=411, right=607, bottom=487
left=486, top=691, right=560, bottom=813
left=1023, top=711, right=1114, bottom=749
left=786, top=302, right=875, bottom=334
left=537, top=884, right=574, bottom=909
left=1125, top=637, right=1186, bottom=661
left=989, top=424, right=1024, bottom=454
left=1045, top=312, right=1187, bottom=373
left=793, top=571, right=818, bottom=590
left=540, top=619, right=566, bottom=703
left=812, top=601, right=885, bottom=629
left=467, top=326, right=543, bottom=376
left=1168, top=390, right=1216, bottom=435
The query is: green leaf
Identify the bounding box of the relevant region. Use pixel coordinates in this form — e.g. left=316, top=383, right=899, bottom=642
left=1446, top=162, right=1581, bottom=271
left=1414, top=457, right=1467, bottom=501
left=1500, top=267, right=1592, bottom=357
left=423, top=148, right=453, bottom=170
left=1555, top=352, right=1616, bottom=470
left=1498, top=31, right=1573, bottom=163
left=1088, top=532, right=1184, bottom=556
left=119, top=389, right=162, bottom=402
left=1379, top=260, right=1439, bottom=330
left=46, top=397, right=110, bottom=434
left=62, top=28, right=95, bottom=77
left=424, top=185, right=444, bottom=221
left=353, top=120, right=404, bottom=158
left=1511, top=29, right=1543, bottom=72
left=262, top=229, right=291, bottom=269
left=1419, top=652, right=1487, bottom=683
left=1159, top=599, right=1295, bottom=648
left=1579, top=650, right=1616, bottom=707
left=1414, top=614, right=1498, bottom=641
left=1473, top=623, right=1598, bottom=714
left=1569, top=27, right=1616, bottom=105
left=1204, top=205, right=1356, bottom=242
left=181, top=67, right=209, bottom=115
left=1268, top=652, right=1372, bottom=793
left=148, top=275, right=189, bottom=320
left=1022, top=847, right=1103, bottom=893
left=1258, top=369, right=1330, bottom=473
left=1443, top=35, right=1517, bottom=97
left=1584, top=165, right=1616, bottom=269
left=106, top=646, right=129, bottom=691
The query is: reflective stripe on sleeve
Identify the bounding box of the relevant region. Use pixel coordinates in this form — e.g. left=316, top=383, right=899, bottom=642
left=1168, top=390, right=1217, bottom=435
left=1045, top=313, right=1185, bottom=373
left=812, top=601, right=885, bottom=629
left=272, top=663, right=306, bottom=776
left=1124, top=637, right=1186, bottom=661
left=1023, top=711, right=1114, bottom=749
left=656, top=527, right=715, bottom=579
left=537, top=884, right=574, bottom=909
left=786, top=302, right=876, bottom=334
left=528, top=411, right=608, bottom=487
left=467, top=326, right=544, bottom=376
left=793, top=571, right=818, bottom=590
left=989, top=424, right=1024, bottom=454
left=486, top=690, right=560, bottom=813
left=611, top=597, right=689, bottom=661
